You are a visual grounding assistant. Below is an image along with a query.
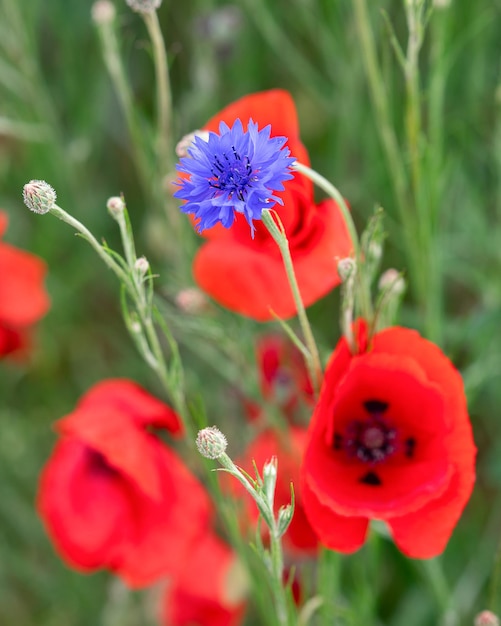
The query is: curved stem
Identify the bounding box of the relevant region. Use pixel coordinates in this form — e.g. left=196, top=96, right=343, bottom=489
left=293, top=161, right=360, bottom=257
left=262, top=210, right=323, bottom=395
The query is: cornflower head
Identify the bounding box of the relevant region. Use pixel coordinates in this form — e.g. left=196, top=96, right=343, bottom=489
left=174, top=118, right=295, bottom=236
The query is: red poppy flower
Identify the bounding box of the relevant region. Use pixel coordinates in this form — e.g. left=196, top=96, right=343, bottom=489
left=244, top=334, right=313, bottom=423
left=301, top=323, right=476, bottom=558
left=228, top=427, right=318, bottom=555
left=161, top=532, right=247, bottom=626
left=189, top=90, right=353, bottom=321
left=37, top=379, right=212, bottom=587
left=0, top=211, right=49, bottom=358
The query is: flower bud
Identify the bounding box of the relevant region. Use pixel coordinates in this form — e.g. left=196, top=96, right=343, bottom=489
left=196, top=426, right=227, bottom=459
left=175, top=130, right=210, bottom=158
left=23, top=180, right=57, bottom=214
left=378, top=268, right=405, bottom=296
left=125, top=0, right=161, bottom=13
left=337, top=257, right=356, bottom=282
left=175, top=287, right=209, bottom=314
left=475, top=611, right=500, bottom=626
left=106, top=196, right=125, bottom=218
left=277, top=503, right=294, bottom=538
left=134, top=256, right=150, bottom=276
left=91, top=0, right=116, bottom=23
left=262, top=457, right=278, bottom=508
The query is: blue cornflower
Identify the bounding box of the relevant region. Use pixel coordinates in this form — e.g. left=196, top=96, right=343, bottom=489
left=174, top=118, right=295, bottom=235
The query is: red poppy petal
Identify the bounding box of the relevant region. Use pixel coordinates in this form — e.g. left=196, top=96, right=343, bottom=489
left=0, top=211, right=7, bottom=237
left=194, top=198, right=352, bottom=321
left=204, top=90, right=300, bottom=141
left=77, top=379, right=183, bottom=436
left=37, top=439, right=130, bottom=570
left=0, top=242, right=49, bottom=326
left=387, top=416, right=476, bottom=558
left=116, top=445, right=213, bottom=587
left=57, top=407, right=165, bottom=501
left=302, top=479, right=369, bottom=553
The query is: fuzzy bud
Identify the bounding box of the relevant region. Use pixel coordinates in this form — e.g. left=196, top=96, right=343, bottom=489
left=196, top=426, right=227, bottom=459
left=175, top=130, right=210, bottom=158
left=175, top=287, right=209, bottom=314
left=91, top=0, right=116, bottom=23
left=378, top=269, right=405, bottom=296
left=125, top=0, right=161, bottom=13
left=475, top=611, right=500, bottom=626
left=337, top=257, right=356, bottom=282
left=23, top=180, right=57, bottom=214
left=106, top=196, right=125, bottom=218
left=134, top=256, right=150, bottom=276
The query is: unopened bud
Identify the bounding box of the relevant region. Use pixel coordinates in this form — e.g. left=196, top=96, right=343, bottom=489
left=378, top=269, right=405, bottom=295
left=475, top=611, right=500, bottom=626
left=277, top=503, right=294, bottom=538
left=91, top=0, right=116, bottom=23
left=125, top=0, right=161, bottom=13
left=337, top=257, right=356, bottom=282
left=262, top=457, right=278, bottom=508
left=107, top=196, right=125, bottom=217
left=368, top=241, right=382, bottom=263
left=134, top=256, right=149, bottom=276
left=175, top=130, right=210, bottom=158
left=175, top=287, right=209, bottom=314
left=196, top=426, right=227, bottom=459
left=23, top=180, right=57, bottom=214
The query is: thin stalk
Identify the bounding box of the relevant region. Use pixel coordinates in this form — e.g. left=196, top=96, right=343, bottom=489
left=293, top=161, right=360, bottom=256
left=261, top=210, right=322, bottom=395
left=48, top=205, right=131, bottom=284
left=95, top=15, right=152, bottom=192
left=142, top=10, right=173, bottom=175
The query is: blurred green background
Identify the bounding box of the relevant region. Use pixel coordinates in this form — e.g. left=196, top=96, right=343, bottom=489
left=1, top=0, right=501, bottom=624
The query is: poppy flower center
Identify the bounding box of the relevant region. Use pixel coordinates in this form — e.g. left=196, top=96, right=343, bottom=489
left=209, top=148, right=255, bottom=200
left=343, top=417, right=396, bottom=464
left=86, top=448, right=118, bottom=476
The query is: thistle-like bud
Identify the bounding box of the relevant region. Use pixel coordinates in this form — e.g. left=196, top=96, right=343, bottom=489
left=106, top=196, right=125, bottom=218
left=125, top=0, right=162, bottom=13
left=196, top=426, right=228, bottom=459
left=175, top=130, right=210, bottom=158
left=175, top=287, right=209, bottom=314
left=91, top=0, right=116, bottom=23
left=378, top=268, right=405, bottom=296
left=337, top=257, right=356, bottom=282
left=134, top=256, right=150, bottom=276
left=475, top=611, right=500, bottom=626
left=23, top=180, right=57, bottom=215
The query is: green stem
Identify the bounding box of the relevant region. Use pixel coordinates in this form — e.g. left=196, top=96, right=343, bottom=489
left=95, top=14, right=152, bottom=193
left=48, top=205, right=130, bottom=284
left=421, top=558, right=455, bottom=623
left=142, top=10, right=173, bottom=175
left=293, top=161, right=360, bottom=256
left=261, top=210, right=322, bottom=395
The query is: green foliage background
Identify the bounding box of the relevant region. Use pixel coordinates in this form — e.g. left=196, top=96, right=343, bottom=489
left=1, top=0, right=501, bottom=624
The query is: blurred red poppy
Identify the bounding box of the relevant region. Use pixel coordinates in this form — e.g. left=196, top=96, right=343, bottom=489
left=37, top=379, right=212, bottom=587
left=189, top=90, right=353, bottom=321
left=161, top=532, right=247, bottom=626
left=0, top=211, right=49, bottom=358
left=301, top=323, right=476, bottom=558
left=229, top=427, right=318, bottom=556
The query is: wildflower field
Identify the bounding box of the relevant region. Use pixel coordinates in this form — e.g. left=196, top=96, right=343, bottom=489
left=1, top=1, right=501, bottom=625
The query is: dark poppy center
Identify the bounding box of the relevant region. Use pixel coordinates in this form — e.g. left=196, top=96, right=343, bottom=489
left=209, top=147, right=253, bottom=200
left=344, top=417, right=396, bottom=464
left=86, top=449, right=118, bottom=476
